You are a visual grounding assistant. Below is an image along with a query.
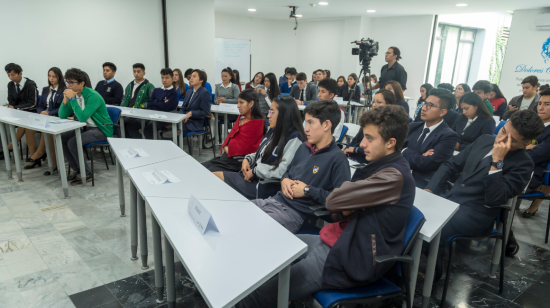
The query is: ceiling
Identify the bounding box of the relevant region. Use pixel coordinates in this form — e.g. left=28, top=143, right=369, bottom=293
left=214, top=0, right=549, bottom=19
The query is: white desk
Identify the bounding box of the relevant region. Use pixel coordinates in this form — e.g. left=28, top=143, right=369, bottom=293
left=113, top=106, right=187, bottom=148
left=147, top=197, right=308, bottom=308
left=0, top=107, right=87, bottom=197
left=210, top=105, right=241, bottom=146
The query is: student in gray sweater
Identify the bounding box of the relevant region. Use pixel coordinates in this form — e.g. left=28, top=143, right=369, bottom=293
left=214, top=67, right=240, bottom=105
left=255, top=73, right=281, bottom=116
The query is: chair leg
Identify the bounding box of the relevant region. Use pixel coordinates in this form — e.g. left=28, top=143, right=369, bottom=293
left=188, top=137, right=193, bottom=157
left=90, top=148, right=95, bottom=187
left=198, top=135, right=203, bottom=156
left=101, top=147, right=109, bottom=170
left=546, top=205, right=550, bottom=244
left=440, top=241, right=455, bottom=308
left=403, top=263, right=412, bottom=308
left=85, top=148, right=89, bottom=160
left=499, top=235, right=505, bottom=294
left=209, top=125, right=216, bottom=157
left=19, top=141, right=23, bottom=160
left=108, top=147, right=114, bottom=165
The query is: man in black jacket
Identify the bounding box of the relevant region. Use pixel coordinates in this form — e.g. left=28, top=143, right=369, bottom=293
left=403, top=89, right=458, bottom=188
left=237, top=105, right=415, bottom=307
left=502, top=75, right=540, bottom=120
left=425, top=110, right=544, bottom=241
left=5, top=63, right=37, bottom=110
left=94, top=62, right=123, bottom=106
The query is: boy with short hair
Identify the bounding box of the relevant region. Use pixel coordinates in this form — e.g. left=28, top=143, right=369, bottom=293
left=503, top=75, right=540, bottom=120
left=94, top=62, right=123, bottom=106
left=121, top=63, right=154, bottom=109
left=472, top=80, right=495, bottom=116
left=317, top=78, right=346, bottom=140
left=5, top=63, right=37, bottom=110
left=280, top=67, right=297, bottom=94
left=289, top=72, right=318, bottom=105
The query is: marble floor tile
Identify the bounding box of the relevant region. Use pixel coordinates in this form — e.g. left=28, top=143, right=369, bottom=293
left=13, top=268, right=56, bottom=291
left=69, top=285, right=119, bottom=308
left=29, top=230, right=66, bottom=245
left=22, top=222, right=57, bottom=237
left=1, top=246, right=40, bottom=265
left=50, top=260, right=103, bottom=295
left=52, top=218, right=89, bottom=235
left=94, top=225, right=129, bottom=241
left=40, top=297, right=76, bottom=308
left=0, top=185, right=23, bottom=195
left=104, top=275, right=151, bottom=302
left=0, top=279, right=26, bottom=308
left=0, top=206, right=13, bottom=223
left=0, top=236, right=33, bottom=253
left=19, top=281, right=67, bottom=308
left=7, top=256, right=49, bottom=278
left=37, top=245, right=83, bottom=268
left=85, top=253, right=135, bottom=284
left=44, top=208, right=78, bottom=222
left=16, top=212, right=50, bottom=228
left=65, top=232, right=106, bottom=260
left=0, top=265, right=12, bottom=282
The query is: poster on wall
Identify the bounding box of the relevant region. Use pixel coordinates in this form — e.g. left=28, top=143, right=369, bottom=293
left=215, top=38, right=251, bottom=86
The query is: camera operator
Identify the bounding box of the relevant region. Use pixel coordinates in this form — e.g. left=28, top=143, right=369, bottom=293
left=374, top=47, right=407, bottom=92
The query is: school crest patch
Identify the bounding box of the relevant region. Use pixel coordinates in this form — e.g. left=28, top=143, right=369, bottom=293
left=313, top=166, right=319, bottom=174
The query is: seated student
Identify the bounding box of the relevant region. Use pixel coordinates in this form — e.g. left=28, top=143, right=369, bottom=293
left=250, top=100, right=349, bottom=233
left=232, top=69, right=242, bottom=91
left=359, top=75, right=379, bottom=98
left=172, top=68, right=188, bottom=100
left=402, top=88, right=458, bottom=188
left=127, top=68, right=178, bottom=139
left=502, top=75, right=540, bottom=120
left=452, top=92, right=496, bottom=151
left=121, top=63, right=155, bottom=109
left=489, top=83, right=507, bottom=118
left=384, top=80, right=410, bottom=115
left=245, top=72, right=264, bottom=90
left=185, top=68, right=212, bottom=94
left=25, top=67, right=66, bottom=173
left=425, top=110, right=544, bottom=241
left=337, top=73, right=361, bottom=103
left=343, top=89, right=396, bottom=164
left=256, top=72, right=281, bottom=115
left=60, top=68, right=113, bottom=185
left=540, top=84, right=550, bottom=93
left=454, top=83, right=471, bottom=112
left=289, top=72, right=318, bottom=105
left=215, top=67, right=241, bottom=105
left=471, top=80, right=495, bottom=116
left=279, top=67, right=297, bottom=94
left=94, top=62, right=123, bottom=106
left=236, top=105, right=414, bottom=308
left=310, top=71, right=317, bottom=86
left=314, top=69, right=326, bottom=85
left=202, top=89, right=266, bottom=172
left=279, top=67, right=289, bottom=86
left=336, top=76, right=345, bottom=89
left=413, top=83, right=434, bottom=121
left=172, top=69, right=212, bottom=138
left=213, top=96, right=305, bottom=199
left=325, top=69, right=331, bottom=79
left=316, top=78, right=346, bottom=140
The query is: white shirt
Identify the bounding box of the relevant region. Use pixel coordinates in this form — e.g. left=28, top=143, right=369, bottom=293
left=520, top=95, right=535, bottom=110
left=221, top=82, right=232, bottom=90
left=132, top=79, right=144, bottom=99
left=417, top=119, right=444, bottom=143
left=463, top=116, right=478, bottom=132
left=75, top=94, right=97, bottom=127
left=15, top=78, right=26, bottom=92
left=45, top=86, right=59, bottom=108
left=299, top=87, right=306, bottom=101
left=544, top=122, right=550, bottom=127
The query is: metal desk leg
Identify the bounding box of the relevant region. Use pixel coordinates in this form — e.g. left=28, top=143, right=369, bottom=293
left=421, top=232, right=441, bottom=308
left=153, top=121, right=158, bottom=140
left=171, top=123, right=177, bottom=145
left=130, top=181, right=138, bottom=260
left=152, top=215, right=165, bottom=304
left=165, top=237, right=176, bottom=307
left=116, top=158, right=126, bottom=217
left=0, top=123, right=13, bottom=179
left=490, top=220, right=504, bottom=278
left=213, top=112, right=219, bottom=147
left=141, top=120, right=146, bottom=139
left=403, top=238, right=423, bottom=308
left=44, top=133, right=54, bottom=175
left=8, top=125, right=23, bottom=182
left=277, top=264, right=291, bottom=308
left=75, top=128, right=86, bottom=186
left=178, top=122, right=184, bottom=150
left=120, top=116, right=126, bottom=138
left=54, top=134, right=69, bottom=198
left=138, top=193, right=149, bottom=269
left=223, top=114, right=228, bottom=141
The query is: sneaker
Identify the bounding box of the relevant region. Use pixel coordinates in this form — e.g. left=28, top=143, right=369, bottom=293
left=67, top=171, right=79, bottom=181
left=70, top=173, right=92, bottom=186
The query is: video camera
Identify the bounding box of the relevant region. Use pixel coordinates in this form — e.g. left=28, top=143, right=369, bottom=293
left=351, top=38, right=379, bottom=71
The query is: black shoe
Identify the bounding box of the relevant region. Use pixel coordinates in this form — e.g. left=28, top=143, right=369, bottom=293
left=505, top=233, right=520, bottom=257
left=29, top=154, right=47, bottom=163
left=522, top=209, right=538, bottom=218
left=67, top=171, right=79, bottom=181
left=0, top=152, right=4, bottom=160
left=43, top=168, right=58, bottom=176
left=70, top=173, right=92, bottom=186
left=24, top=161, right=42, bottom=169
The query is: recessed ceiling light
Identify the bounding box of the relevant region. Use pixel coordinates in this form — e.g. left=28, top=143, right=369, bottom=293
left=507, top=10, right=514, bottom=14
left=248, top=8, right=256, bottom=12
left=295, top=14, right=303, bottom=17
left=456, top=3, right=467, bottom=6
left=319, top=2, right=328, bottom=5
left=367, top=10, right=376, bottom=13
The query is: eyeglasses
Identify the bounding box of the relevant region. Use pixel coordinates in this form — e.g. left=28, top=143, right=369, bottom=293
left=372, top=101, right=385, bottom=106
left=65, top=80, right=78, bottom=86
left=268, top=110, right=278, bottom=117
left=424, top=102, right=444, bottom=110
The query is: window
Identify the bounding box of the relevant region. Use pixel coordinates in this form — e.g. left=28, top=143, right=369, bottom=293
left=427, top=24, right=476, bottom=86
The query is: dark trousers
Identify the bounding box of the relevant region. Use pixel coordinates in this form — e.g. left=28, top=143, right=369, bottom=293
left=127, top=119, right=170, bottom=139
left=61, top=127, right=106, bottom=174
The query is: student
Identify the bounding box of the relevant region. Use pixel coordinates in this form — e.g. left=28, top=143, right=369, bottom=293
left=213, top=96, right=305, bottom=199
left=248, top=100, right=350, bottom=233
left=336, top=76, right=345, bottom=89
left=245, top=72, right=264, bottom=90
left=374, top=47, right=407, bottom=91
left=184, top=68, right=193, bottom=85
left=425, top=110, right=544, bottom=242
left=314, top=69, right=326, bottom=84
left=310, top=71, right=317, bottom=85
left=173, top=69, right=212, bottom=138
left=127, top=68, right=178, bottom=139
left=280, top=67, right=297, bottom=94
left=452, top=92, right=495, bottom=151
left=184, top=68, right=213, bottom=94
left=279, top=67, right=289, bottom=86
left=172, top=68, right=188, bottom=100
left=503, top=76, right=540, bottom=120
left=454, top=83, right=471, bottom=112
left=256, top=73, right=281, bottom=115
left=360, top=74, right=379, bottom=98
left=202, top=89, right=266, bottom=172
left=289, top=72, right=318, bottom=105
left=25, top=68, right=67, bottom=172
left=540, top=84, right=550, bottom=93
left=236, top=105, right=413, bottom=308
left=337, top=73, right=361, bottom=103
left=414, top=83, right=433, bottom=121
left=94, top=62, right=123, bottom=106
left=489, top=84, right=507, bottom=118
left=215, top=67, right=241, bottom=105
left=471, top=80, right=495, bottom=116
left=402, top=89, right=458, bottom=188
left=324, top=69, right=331, bottom=79
left=121, top=63, right=155, bottom=109
left=317, top=78, right=346, bottom=140
left=60, top=68, right=113, bottom=185
left=343, top=89, right=396, bottom=164
left=233, top=69, right=242, bottom=91
left=384, top=80, right=409, bottom=115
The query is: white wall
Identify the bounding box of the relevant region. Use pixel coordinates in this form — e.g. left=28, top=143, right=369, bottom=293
left=500, top=8, right=550, bottom=101
left=0, top=0, right=164, bottom=100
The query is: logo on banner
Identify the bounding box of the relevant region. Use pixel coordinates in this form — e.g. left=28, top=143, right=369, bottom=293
left=543, top=37, right=550, bottom=63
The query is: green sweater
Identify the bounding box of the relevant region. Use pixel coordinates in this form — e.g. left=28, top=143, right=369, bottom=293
left=121, top=79, right=155, bottom=108
left=484, top=99, right=494, bottom=116
left=59, top=87, right=114, bottom=137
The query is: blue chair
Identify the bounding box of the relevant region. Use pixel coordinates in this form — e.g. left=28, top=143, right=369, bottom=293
left=494, top=120, right=507, bottom=136
left=312, top=206, right=425, bottom=308
left=337, top=125, right=348, bottom=143
left=516, top=163, right=550, bottom=243
left=181, top=118, right=216, bottom=157
left=83, top=107, right=121, bottom=186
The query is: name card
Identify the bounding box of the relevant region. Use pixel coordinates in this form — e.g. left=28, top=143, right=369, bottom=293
left=142, top=168, right=180, bottom=185
left=218, top=104, right=239, bottom=113
left=121, top=147, right=149, bottom=158
left=149, top=114, right=168, bottom=119
left=334, top=97, right=344, bottom=105
left=187, top=195, right=219, bottom=234
left=29, top=114, right=50, bottom=128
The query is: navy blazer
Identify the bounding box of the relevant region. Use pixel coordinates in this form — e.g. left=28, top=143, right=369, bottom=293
left=402, top=121, right=458, bottom=188
left=414, top=106, right=459, bottom=129
left=180, top=86, right=212, bottom=132
left=37, top=86, right=66, bottom=116
left=452, top=115, right=496, bottom=151
left=337, top=84, right=361, bottom=103
left=426, top=135, right=533, bottom=237
left=527, top=125, right=550, bottom=188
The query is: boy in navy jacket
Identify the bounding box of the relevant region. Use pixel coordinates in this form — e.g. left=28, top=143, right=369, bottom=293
left=94, top=62, right=123, bottom=106
left=237, top=105, right=415, bottom=307
left=251, top=100, right=351, bottom=234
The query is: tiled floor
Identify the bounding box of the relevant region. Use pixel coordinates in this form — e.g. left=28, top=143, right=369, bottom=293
left=0, top=141, right=549, bottom=308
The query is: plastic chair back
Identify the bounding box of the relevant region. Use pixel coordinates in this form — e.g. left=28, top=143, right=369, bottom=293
left=494, top=120, right=507, bottom=136
left=106, top=107, right=122, bottom=136
left=338, top=125, right=349, bottom=143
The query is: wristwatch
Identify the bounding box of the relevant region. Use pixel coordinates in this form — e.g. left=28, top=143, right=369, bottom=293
left=304, top=186, right=310, bottom=197
left=490, top=160, right=504, bottom=169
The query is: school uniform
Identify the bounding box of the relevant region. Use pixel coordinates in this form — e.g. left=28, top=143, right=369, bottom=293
left=527, top=123, right=550, bottom=188
left=94, top=78, right=123, bottom=106
left=452, top=115, right=496, bottom=151
left=127, top=86, right=178, bottom=139
left=280, top=80, right=297, bottom=94
left=120, top=79, right=154, bottom=109
left=337, top=84, right=361, bottom=103
left=256, top=85, right=271, bottom=115
left=289, top=84, right=318, bottom=104
left=415, top=103, right=459, bottom=127
left=344, top=130, right=368, bottom=164
left=215, top=82, right=240, bottom=104
left=179, top=86, right=212, bottom=133
left=491, top=98, right=507, bottom=118
left=37, top=85, right=65, bottom=116
left=245, top=82, right=261, bottom=90
left=7, top=77, right=37, bottom=110
left=402, top=120, right=458, bottom=188
left=396, top=100, right=410, bottom=116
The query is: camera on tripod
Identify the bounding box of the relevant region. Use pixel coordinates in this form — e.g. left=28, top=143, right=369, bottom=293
left=351, top=38, right=379, bottom=69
